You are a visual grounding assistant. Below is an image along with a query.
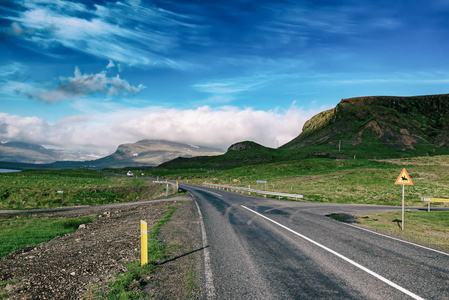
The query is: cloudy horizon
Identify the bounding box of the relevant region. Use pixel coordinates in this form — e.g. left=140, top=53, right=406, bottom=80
left=0, top=103, right=320, bottom=155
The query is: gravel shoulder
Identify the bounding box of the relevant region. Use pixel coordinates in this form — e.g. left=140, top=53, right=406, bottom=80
left=0, top=195, right=203, bottom=299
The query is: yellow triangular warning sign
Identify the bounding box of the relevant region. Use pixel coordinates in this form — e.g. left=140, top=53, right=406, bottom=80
left=395, top=168, right=413, bottom=185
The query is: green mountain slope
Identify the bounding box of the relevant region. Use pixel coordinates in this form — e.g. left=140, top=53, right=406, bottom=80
left=282, top=94, right=449, bottom=153
left=158, top=141, right=281, bottom=170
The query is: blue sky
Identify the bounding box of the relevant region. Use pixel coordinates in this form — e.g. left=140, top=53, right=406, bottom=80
left=1, top=0, right=449, bottom=154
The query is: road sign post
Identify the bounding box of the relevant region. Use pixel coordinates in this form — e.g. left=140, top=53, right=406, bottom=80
left=256, top=180, right=267, bottom=191
left=394, top=168, right=413, bottom=231
left=57, top=190, right=63, bottom=206
left=402, top=184, right=405, bottom=231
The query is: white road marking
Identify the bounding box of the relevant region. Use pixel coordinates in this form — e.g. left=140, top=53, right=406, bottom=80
left=194, top=188, right=223, bottom=198
left=242, top=205, right=425, bottom=300
left=342, top=222, right=449, bottom=257
left=193, top=196, right=216, bottom=298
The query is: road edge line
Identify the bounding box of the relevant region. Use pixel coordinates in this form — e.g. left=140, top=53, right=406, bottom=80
left=192, top=194, right=216, bottom=299
left=242, top=205, right=425, bottom=300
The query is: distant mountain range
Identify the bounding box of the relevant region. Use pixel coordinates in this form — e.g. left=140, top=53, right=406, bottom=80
left=0, top=141, right=102, bottom=164
left=87, top=140, right=223, bottom=168
left=0, top=140, right=223, bottom=169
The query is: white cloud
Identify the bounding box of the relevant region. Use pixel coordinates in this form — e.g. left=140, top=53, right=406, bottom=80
left=2, top=66, right=145, bottom=103
left=0, top=105, right=320, bottom=155
left=106, top=60, right=115, bottom=69
left=0, top=114, right=50, bottom=143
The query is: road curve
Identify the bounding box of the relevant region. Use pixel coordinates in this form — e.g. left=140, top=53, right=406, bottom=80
left=181, top=183, right=449, bottom=299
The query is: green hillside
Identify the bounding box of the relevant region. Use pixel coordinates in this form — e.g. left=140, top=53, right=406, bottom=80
left=282, top=94, right=449, bottom=154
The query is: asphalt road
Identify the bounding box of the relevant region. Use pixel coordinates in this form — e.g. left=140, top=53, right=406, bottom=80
left=181, top=183, right=449, bottom=299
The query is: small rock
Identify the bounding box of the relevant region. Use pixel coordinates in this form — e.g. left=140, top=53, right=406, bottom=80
left=70, top=272, right=75, bottom=276
left=78, top=224, right=86, bottom=229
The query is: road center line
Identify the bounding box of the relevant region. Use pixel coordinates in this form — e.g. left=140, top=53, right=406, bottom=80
left=241, top=205, right=425, bottom=300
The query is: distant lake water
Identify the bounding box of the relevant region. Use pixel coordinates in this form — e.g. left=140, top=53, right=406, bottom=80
left=0, top=169, right=21, bottom=173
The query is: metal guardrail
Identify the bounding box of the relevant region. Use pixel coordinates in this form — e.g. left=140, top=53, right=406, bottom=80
left=421, top=197, right=449, bottom=212
left=202, top=182, right=303, bottom=200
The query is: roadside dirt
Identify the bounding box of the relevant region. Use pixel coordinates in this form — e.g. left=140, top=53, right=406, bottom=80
left=0, top=196, right=203, bottom=299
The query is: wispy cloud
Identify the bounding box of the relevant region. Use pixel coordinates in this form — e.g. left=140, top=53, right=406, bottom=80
left=4, top=0, right=202, bottom=68
left=194, top=82, right=260, bottom=94
left=0, top=62, right=24, bottom=78
left=1, top=0, right=408, bottom=72
left=286, top=3, right=400, bottom=34
left=329, top=73, right=449, bottom=85
left=1, top=66, right=145, bottom=103
left=194, top=75, right=267, bottom=95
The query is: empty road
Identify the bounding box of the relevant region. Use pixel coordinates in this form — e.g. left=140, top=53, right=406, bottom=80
left=182, top=183, right=449, bottom=299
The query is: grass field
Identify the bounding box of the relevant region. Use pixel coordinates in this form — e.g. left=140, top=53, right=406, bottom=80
left=0, top=168, right=180, bottom=261
left=0, top=169, right=160, bottom=210
left=353, top=210, right=449, bottom=252
left=2, top=156, right=447, bottom=259
left=0, top=214, right=97, bottom=258
left=137, top=156, right=449, bottom=207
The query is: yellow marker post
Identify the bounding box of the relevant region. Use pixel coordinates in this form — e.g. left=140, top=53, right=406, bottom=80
left=141, top=220, right=148, bottom=266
